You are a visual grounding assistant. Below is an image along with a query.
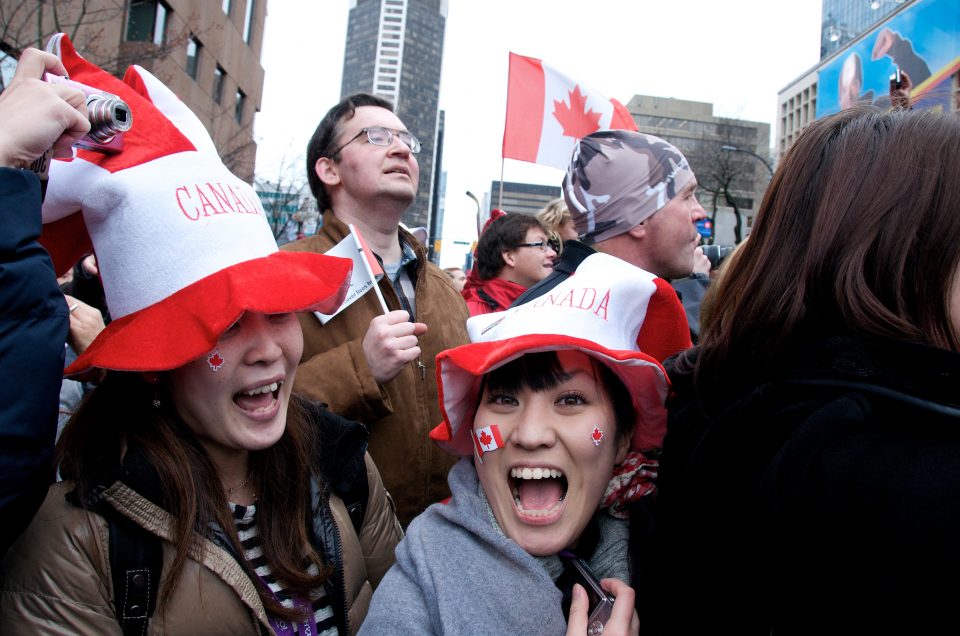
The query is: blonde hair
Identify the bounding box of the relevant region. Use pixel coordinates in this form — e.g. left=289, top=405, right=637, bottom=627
left=536, top=198, right=571, bottom=232
left=536, top=198, right=571, bottom=255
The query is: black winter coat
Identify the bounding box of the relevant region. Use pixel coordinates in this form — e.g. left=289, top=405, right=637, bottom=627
left=654, top=334, right=960, bottom=635
left=0, top=169, right=68, bottom=557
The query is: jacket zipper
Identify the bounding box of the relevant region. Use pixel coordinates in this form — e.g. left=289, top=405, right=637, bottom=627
left=329, top=501, right=351, bottom=635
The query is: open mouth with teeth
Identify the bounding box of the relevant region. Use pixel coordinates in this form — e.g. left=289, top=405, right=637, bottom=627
left=509, top=467, right=568, bottom=519
left=233, top=381, right=282, bottom=413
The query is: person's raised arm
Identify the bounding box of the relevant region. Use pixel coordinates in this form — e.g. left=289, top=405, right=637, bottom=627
left=0, top=48, right=89, bottom=556
left=0, top=48, right=89, bottom=168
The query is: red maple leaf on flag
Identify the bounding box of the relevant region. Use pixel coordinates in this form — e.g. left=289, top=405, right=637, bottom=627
left=553, top=85, right=602, bottom=139
left=591, top=427, right=604, bottom=445
left=479, top=430, right=493, bottom=447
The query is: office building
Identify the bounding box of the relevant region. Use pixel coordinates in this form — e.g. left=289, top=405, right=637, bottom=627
left=341, top=0, right=447, bottom=231
left=821, top=0, right=906, bottom=59
left=0, top=0, right=268, bottom=182
left=486, top=181, right=561, bottom=219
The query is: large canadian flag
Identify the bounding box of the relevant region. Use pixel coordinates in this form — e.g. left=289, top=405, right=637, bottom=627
left=502, top=52, right=638, bottom=170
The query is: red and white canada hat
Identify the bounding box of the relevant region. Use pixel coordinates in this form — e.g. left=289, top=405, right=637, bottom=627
left=430, top=253, right=689, bottom=455
left=39, top=35, right=351, bottom=374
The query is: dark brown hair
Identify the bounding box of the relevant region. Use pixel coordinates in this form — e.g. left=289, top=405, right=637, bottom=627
left=57, top=373, right=329, bottom=620
left=306, top=92, right=394, bottom=212
left=476, top=214, right=549, bottom=280
left=681, top=106, right=960, bottom=382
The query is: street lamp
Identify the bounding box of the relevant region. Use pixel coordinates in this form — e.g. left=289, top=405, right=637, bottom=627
left=720, top=145, right=774, bottom=177
left=465, top=190, right=481, bottom=235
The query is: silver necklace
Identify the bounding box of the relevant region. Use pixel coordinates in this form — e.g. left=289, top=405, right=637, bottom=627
left=226, top=474, right=252, bottom=495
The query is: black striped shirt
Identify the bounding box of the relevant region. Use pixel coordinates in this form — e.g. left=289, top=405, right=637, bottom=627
left=231, top=503, right=338, bottom=635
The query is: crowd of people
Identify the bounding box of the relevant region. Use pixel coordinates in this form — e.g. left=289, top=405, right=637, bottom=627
left=1, top=36, right=959, bottom=635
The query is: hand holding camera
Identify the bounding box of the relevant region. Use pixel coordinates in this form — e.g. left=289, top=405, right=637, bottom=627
left=43, top=74, right=132, bottom=154
left=0, top=48, right=90, bottom=169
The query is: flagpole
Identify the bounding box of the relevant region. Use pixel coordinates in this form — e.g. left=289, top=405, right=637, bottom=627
left=498, top=158, right=505, bottom=211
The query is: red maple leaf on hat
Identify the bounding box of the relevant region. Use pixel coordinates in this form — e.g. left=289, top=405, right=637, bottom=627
left=479, top=430, right=493, bottom=446
left=553, top=85, right=602, bottom=139
left=592, top=427, right=604, bottom=445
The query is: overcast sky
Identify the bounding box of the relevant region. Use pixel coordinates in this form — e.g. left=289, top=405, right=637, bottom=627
left=254, top=1, right=823, bottom=267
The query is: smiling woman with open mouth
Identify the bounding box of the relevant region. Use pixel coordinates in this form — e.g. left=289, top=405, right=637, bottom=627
left=0, top=39, right=402, bottom=636
left=361, top=253, right=691, bottom=635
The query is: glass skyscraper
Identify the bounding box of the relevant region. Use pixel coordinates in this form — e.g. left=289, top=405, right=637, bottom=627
left=341, top=0, right=447, bottom=230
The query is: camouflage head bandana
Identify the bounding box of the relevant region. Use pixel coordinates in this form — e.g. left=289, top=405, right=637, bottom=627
left=563, top=130, right=695, bottom=244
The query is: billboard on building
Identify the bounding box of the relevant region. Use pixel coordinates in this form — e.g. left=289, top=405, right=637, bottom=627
left=817, top=0, right=960, bottom=117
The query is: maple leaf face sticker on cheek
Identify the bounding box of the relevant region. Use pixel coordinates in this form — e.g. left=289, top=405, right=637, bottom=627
left=591, top=426, right=604, bottom=446
left=472, top=425, right=504, bottom=461
left=207, top=350, right=225, bottom=372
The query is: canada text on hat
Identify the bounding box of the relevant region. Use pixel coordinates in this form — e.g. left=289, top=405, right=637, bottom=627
left=563, top=130, right=694, bottom=244
left=39, top=34, right=351, bottom=373
left=431, top=253, right=672, bottom=456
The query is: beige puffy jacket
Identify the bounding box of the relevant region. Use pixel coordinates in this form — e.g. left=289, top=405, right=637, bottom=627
left=0, top=453, right=401, bottom=635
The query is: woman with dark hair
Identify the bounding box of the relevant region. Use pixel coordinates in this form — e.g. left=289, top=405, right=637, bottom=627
left=361, top=254, right=688, bottom=634
left=656, top=106, right=960, bottom=633
left=462, top=213, right=557, bottom=316
left=0, top=38, right=401, bottom=635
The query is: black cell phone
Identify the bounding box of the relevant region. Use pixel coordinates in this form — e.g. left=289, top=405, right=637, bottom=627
left=557, top=555, right=616, bottom=635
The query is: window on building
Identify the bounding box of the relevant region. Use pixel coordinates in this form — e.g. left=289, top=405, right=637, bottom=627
left=235, top=89, right=246, bottom=123
left=126, top=0, right=169, bottom=45
left=242, top=0, right=256, bottom=44
left=222, top=0, right=232, bottom=15
left=185, top=37, right=201, bottom=80
left=213, top=65, right=225, bottom=104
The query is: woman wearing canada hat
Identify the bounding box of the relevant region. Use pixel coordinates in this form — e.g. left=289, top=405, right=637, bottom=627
left=0, top=35, right=401, bottom=635
left=361, top=253, right=690, bottom=635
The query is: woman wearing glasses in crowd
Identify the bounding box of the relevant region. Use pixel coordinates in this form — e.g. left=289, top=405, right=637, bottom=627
left=461, top=213, right=557, bottom=316
left=0, top=38, right=401, bottom=635
left=656, top=105, right=960, bottom=633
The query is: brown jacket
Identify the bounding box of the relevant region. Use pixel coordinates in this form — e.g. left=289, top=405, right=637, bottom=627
left=0, top=453, right=401, bottom=635
left=283, top=212, right=469, bottom=525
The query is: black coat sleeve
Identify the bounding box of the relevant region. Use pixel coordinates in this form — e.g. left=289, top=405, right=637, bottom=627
left=0, top=169, right=68, bottom=556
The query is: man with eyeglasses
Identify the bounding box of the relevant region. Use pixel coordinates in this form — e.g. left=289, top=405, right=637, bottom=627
left=462, top=213, right=556, bottom=316
left=283, top=93, right=468, bottom=526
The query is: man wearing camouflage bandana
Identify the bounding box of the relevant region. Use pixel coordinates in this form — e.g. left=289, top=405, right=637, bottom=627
left=563, top=130, right=706, bottom=280
left=512, top=130, right=706, bottom=349
left=513, top=128, right=702, bottom=364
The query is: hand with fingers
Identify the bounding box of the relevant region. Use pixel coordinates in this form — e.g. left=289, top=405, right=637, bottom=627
left=63, top=294, right=105, bottom=355
left=566, top=578, right=639, bottom=636
left=362, top=310, right=428, bottom=385
left=0, top=48, right=89, bottom=169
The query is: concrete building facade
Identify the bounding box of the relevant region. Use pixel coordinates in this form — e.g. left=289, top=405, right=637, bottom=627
left=627, top=95, right=771, bottom=245
left=486, top=181, right=561, bottom=219
left=0, top=0, right=267, bottom=182
left=340, top=0, right=447, bottom=231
